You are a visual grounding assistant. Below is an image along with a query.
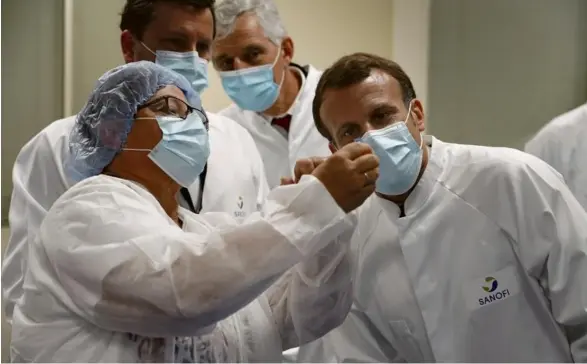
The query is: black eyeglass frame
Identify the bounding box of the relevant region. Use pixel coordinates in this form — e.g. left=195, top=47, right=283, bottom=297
left=137, top=95, right=209, bottom=130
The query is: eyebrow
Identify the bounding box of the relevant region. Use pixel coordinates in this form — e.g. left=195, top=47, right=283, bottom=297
left=142, top=96, right=167, bottom=106
left=243, top=43, right=265, bottom=52
left=368, top=104, right=400, bottom=119
left=159, top=30, right=189, bottom=41
left=164, top=29, right=212, bottom=44
left=215, top=42, right=267, bottom=60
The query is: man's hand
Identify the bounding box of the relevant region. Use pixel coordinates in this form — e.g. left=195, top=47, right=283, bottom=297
left=280, top=157, right=328, bottom=186
left=312, top=142, right=379, bottom=213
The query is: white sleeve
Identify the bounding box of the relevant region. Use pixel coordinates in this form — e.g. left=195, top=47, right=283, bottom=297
left=297, top=306, right=404, bottom=363
left=3, top=127, right=70, bottom=322
left=180, top=220, right=356, bottom=361
left=263, top=213, right=356, bottom=350
left=40, top=174, right=350, bottom=338
left=509, top=158, right=587, bottom=362
left=172, top=298, right=285, bottom=362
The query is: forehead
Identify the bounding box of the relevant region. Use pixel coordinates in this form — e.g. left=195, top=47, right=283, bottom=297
left=213, top=13, right=271, bottom=53
left=145, top=85, right=186, bottom=103
left=320, top=70, right=404, bottom=124
left=146, top=2, right=213, bottom=38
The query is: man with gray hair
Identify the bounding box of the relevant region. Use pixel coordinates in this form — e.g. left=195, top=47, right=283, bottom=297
left=212, top=0, right=331, bottom=189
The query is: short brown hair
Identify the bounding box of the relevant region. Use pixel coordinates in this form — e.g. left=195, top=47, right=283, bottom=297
left=120, top=0, right=216, bottom=40
left=313, top=52, right=417, bottom=140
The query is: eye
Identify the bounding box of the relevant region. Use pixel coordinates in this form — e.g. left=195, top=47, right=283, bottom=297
left=243, top=49, right=263, bottom=64
left=371, top=110, right=392, bottom=122
left=150, top=100, right=168, bottom=112
left=215, top=58, right=233, bottom=71
left=196, top=42, right=210, bottom=55
left=222, top=59, right=233, bottom=70
left=339, top=124, right=362, bottom=142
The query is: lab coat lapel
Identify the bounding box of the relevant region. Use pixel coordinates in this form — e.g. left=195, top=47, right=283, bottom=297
left=287, top=66, right=331, bottom=168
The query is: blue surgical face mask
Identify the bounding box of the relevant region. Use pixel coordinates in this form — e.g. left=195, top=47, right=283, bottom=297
left=218, top=47, right=285, bottom=112
left=125, top=112, right=210, bottom=187
left=359, top=102, right=423, bottom=196
left=141, top=42, right=209, bottom=94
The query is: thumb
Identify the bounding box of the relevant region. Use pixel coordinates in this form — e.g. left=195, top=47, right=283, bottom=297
left=280, top=177, right=295, bottom=185
left=294, top=159, right=316, bottom=182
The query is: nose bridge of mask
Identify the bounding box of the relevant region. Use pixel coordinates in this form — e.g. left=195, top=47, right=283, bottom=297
left=140, top=41, right=204, bottom=63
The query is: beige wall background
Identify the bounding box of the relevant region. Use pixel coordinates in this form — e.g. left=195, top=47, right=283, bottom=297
left=1, top=0, right=65, bottom=222
left=427, top=0, right=587, bottom=148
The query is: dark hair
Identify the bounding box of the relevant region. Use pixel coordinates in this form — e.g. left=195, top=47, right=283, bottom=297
left=119, top=0, right=216, bottom=40
left=313, top=52, right=417, bottom=140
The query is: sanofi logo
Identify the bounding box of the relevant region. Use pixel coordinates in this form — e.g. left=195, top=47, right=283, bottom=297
left=478, top=276, right=511, bottom=306
left=234, top=196, right=246, bottom=218
left=482, top=276, right=498, bottom=293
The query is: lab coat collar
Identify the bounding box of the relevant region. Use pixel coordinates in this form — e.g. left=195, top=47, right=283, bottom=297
left=377, top=135, right=445, bottom=219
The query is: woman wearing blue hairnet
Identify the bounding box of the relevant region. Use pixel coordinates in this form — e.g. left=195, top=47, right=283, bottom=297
left=9, top=61, right=380, bottom=362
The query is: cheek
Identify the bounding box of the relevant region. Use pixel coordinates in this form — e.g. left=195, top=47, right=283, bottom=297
left=133, top=47, right=156, bottom=63
left=274, top=60, right=286, bottom=82
left=407, top=124, right=422, bottom=144
left=127, top=120, right=163, bottom=148
left=149, top=123, right=164, bottom=146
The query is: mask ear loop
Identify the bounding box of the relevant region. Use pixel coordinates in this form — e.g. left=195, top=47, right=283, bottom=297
left=272, top=45, right=286, bottom=89
left=405, top=100, right=423, bottom=149
left=139, top=41, right=157, bottom=56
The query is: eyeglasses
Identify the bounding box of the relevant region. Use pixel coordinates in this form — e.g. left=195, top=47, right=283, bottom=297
left=137, top=95, right=209, bottom=129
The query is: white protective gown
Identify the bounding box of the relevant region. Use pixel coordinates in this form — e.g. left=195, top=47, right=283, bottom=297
left=298, top=136, right=587, bottom=362
left=10, top=173, right=355, bottom=362
left=219, top=65, right=331, bottom=189
left=2, top=112, right=270, bottom=324
left=525, top=102, right=587, bottom=210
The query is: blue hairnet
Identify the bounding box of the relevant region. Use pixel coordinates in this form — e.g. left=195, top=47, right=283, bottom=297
left=66, top=61, right=202, bottom=183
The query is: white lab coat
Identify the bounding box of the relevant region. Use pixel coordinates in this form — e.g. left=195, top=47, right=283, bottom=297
left=219, top=65, right=331, bottom=189
left=525, top=102, right=587, bottom=210
left=2, top=112, right=270, bottom=323
left=10, top=173, right=355, bottom=362
left=298, top=136, right=587, bottom=362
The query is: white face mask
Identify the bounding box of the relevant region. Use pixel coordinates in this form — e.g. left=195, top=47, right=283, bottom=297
left=141, top=42, right=209, bottom=94
left=359, top=102, right=424, bottom=196
left=124, top=113, right=210, bottom=187
left=217, top=47, right=286, bottom=112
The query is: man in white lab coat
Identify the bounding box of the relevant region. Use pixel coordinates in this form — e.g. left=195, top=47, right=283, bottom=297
left=297, top=52, right=587, bottom=362
left=211, top=0, right=331, bottom=189
left=525, top=102, right=587, bottom=210
left=3, top=0, right=270, bottom=325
